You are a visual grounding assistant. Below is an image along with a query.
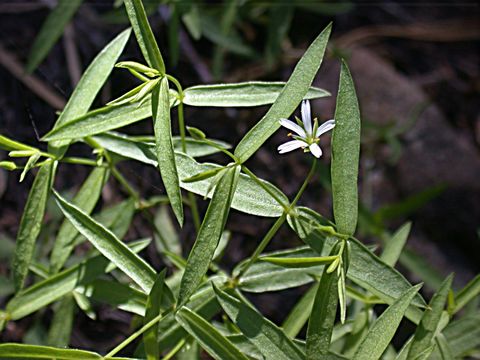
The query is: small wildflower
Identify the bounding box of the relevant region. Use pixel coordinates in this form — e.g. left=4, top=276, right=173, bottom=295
left=278, top=100, right=335, bottom=158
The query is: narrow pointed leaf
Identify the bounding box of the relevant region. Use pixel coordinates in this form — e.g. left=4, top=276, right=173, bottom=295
left=288, top=207, right=426, bottom=310
left=306, top=244, right=340, bottom=359
left=354, top=284, right=422, bottom=359
left=183, top=82, right=330, bottom=107
left=178, top=165, right=240, bottom=306
left=6, top=239, right=150, bottom=320
left=80, top=279, right=146, bottom=316
left=124, top=0, right=165, bottom=73
left=153, top=76, right=184, bottom=225
left=235, top=247, right=326, bottom=293
left=331, top=60, right=361, bottom=236
left=260, top=255, right=338, bottom=268
left=26, top=0, right=83, bottom=73
left=443, top=312, right=480, bottom=358
left=176, top=307, right=248, bottom=360
left=47, top=28, right=131, bottom=155
left=13, top=160, right=54, bottom=291
left=408, top=274, right=453, bottom=357
left=53, top=190, right=156, bottom=292
left=234, top=23, right=331, bottom=162
left=0, top=343, right=102, bottom=360
left=47, top=294, right=75, bottom=347
left=282, top=283, right=318, bottom=338
left=50, top=167, right=109, bottom=273
left=177, top=153, right=286, bottom=217
left=452, top=274, right=480, bottom=314
left=144, top=269, right=167, bottom=360
left=89, top=135, right=286, bottom=216
left=214, top=286, right=305, bottom=360
left=381, top=222, right=411, bottom=267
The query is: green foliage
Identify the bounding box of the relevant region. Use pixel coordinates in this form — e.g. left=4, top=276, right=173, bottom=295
left=1, top=3, right=478, bottom=359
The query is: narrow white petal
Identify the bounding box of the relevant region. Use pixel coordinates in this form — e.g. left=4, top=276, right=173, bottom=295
left=279, top=119, right=306, bottom=137
left=278, top=140, right=308, bottom=154
left=316, top=119, right=335, bottom=137
left=309, top=143, right=322, bottom=158
left=301, top=100, right=312, bottom=135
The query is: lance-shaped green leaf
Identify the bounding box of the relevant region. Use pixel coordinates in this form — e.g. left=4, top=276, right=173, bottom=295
left=442, top=312, right=480, bottom=358
left=153, top=76, right=184, bottom=225
left=235, top=247, right=325, bottom=293
left=87, top=134, right=285, bottom=217
left=214, top=286, right=305, bottom=360
left=288, top=207, right=426, bottom=311
left=53, top=190, right=156, bottom=292
left=50, top=167, right=109, bottom=273
left=0, top=343, right=102, bottom=360
left=143, top=270, right=167, bottom=360
left=234, top=23, right=331, bottom=163
left=6, top=239, right=150, bottom=320
left=381, top=222, right=411, bottom=267
left=47, top=28, right=131, bottom=155
left=177, top=153, right=286, bottom=217
left=124, top=0, right=165, bottom=73
left=283, top=283, right=318, bottom=339
left=306, top=244, right=340, bottom=359
left=47, top=294, right=75, bottom=347
left=158, top=281, right=221, bottom=350
left=408, top=274, right=453, bottom=357
left=13, top=160, right=54, bottom=291
left=354, top=284, right=422, bottom=359
left=80, top=279, right=146, bottom=316
left=183, top=82, right=330, bottom=107
left=331, top=60, right=361, bottom=236
left=178, top=165, right=240, bottom=306
left=92, top=131, right=229, bottom=162
left=73, top=198, right=136, bottom=249
left=175, top=307, right=249, bottom=360
left=26, top=0, right=83, bottom=73
left=452, top=274, right=480, bottom=314
left=260, top=255, right=337, bottom=268
left=0, top=134, right=38, bottom=151
left=42, top=94, right=160, bottom=142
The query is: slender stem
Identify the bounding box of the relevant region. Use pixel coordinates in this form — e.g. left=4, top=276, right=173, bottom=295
left=111, top=166, right=140, bottom=202
left=203, top=138, right=238, bottom=162
left=60, top=157, right=101, bottom=167
left=235, top=213, right=287, bottom=279
left=162, top=339, right=187, bottom=360
left=166, top=74, right=184, bottom=98
left=178, top=103, right=187, bottom=152
left=288, top=159, right=317, bottom=210
left=241, top=165, right=290, bottom=212
left=105, top=312, right=166, bottom=358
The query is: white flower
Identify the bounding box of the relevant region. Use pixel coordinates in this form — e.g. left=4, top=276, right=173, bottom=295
left=278, top=100, right=335, bottom=158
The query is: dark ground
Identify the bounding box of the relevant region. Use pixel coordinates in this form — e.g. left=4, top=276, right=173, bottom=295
left=0, top=0, right=479, bottom=353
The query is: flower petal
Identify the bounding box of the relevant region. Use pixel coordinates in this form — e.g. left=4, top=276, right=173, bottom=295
left=279, top=119, right=306, bottom=138
left=309, top=143, right=322, bottom=158
left=301, top=100, right=312, bottom=135
left=278, top=140, right=308, bottom=154
left=316, top=119, right=335, bottom=137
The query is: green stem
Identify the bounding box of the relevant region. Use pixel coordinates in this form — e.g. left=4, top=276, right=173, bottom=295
left=104, top=312, right=166, bottom=358
left=235, top=213, right=287, bottom=279
left=288, top=159, right=317, bottom=210
left=241, top=165, right=290, bottom=212
left=60, top=157, right=101, bottom=167
left=111, top=166, right=140, bottom=202
left=162, top=339, right=187, bottom=360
